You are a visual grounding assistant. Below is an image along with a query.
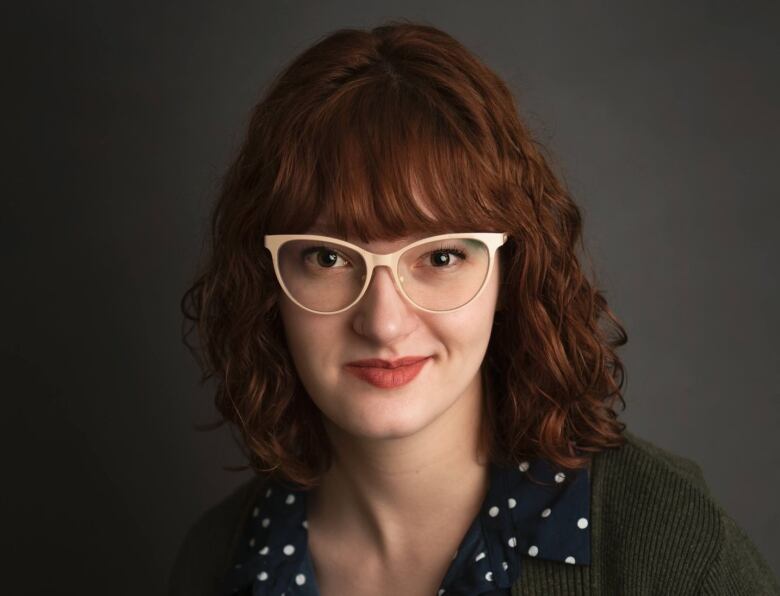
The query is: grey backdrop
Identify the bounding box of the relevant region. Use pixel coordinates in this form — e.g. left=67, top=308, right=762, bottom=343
left=5, top=1, right=778, bottom=593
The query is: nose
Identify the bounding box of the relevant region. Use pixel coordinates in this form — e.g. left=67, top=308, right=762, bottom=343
left=351, top=264, right=418, bottom=339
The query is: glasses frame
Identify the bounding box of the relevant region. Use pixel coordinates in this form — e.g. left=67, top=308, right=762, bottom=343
left=263, top=232, right=509, bottom=315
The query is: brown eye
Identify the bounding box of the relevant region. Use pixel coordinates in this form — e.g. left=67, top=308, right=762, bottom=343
left=429, top=249, right=466, bottom=267
left=301, top=246, right=350, bottom=268
left=316, top=250, right=338, bottom=268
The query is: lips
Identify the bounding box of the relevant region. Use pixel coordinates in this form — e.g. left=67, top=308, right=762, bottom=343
left=346, top=356, right=430, bottom=369
left=344, top=356, right=431, bottom=388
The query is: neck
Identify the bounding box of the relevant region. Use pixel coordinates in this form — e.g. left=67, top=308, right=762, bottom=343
left=307, top=372, right=490, bottom=562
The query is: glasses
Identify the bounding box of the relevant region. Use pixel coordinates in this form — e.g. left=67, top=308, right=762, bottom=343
left=263, top=232, right=508, bottom=315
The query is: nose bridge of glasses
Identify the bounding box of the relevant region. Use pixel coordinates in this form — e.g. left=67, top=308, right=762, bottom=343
left=362, top=252, right=403, bottom=294
left=369, top=252, right=397, bottom=269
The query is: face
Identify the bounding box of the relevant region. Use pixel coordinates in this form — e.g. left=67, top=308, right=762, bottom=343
left=276, top=223, right=502, bottom=443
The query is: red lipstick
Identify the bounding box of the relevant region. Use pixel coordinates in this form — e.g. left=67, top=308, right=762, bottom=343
left=344, top=356, right=431, bottom=389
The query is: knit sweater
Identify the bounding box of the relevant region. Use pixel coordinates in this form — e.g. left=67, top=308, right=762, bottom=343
left=169, top=430, right=780, bottom=595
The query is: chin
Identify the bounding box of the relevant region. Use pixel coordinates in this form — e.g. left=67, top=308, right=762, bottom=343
left=342, top=401, right=438, bottom=440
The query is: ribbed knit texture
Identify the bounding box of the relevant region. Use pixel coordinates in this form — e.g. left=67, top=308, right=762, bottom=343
left=169, top=430, right=780, bottom=595
left=509, top=430, right=779, bottom=595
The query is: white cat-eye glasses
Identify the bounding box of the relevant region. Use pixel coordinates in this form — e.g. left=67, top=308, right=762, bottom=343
left=263, top=232, right=508, bottom=315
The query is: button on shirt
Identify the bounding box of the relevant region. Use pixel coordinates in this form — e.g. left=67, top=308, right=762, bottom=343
left=218, top=457, right=591, bottom=596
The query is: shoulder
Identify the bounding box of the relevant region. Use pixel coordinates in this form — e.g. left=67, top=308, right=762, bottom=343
left=597, top=428, right=711, bottom=492
left=590, top=429, right=779, bottom=594
left=168, top=474, right=268, bottom=596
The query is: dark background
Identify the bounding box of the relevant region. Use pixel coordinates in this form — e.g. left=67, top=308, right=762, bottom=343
left=5, top=1, right=779, bottom=593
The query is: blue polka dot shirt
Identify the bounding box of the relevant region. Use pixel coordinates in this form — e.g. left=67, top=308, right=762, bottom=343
left=218, top=457, right=591, bottom=595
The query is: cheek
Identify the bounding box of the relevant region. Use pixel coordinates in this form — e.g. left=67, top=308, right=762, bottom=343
left=438, top=310, right=495, bottom=355
left=278, top=299, right=344, bottom=386
left=278, top=299, right=319, bottom=364
left=440, top=269, right=500, bottom=336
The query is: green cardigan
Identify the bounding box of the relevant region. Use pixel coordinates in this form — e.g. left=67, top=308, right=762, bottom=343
left=169, top=430, right=780, bottom=595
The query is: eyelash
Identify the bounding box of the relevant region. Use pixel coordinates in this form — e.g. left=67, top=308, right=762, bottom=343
left=429, top=245, right=467, bottom=264
left=301, top=245, right=352, bottom=266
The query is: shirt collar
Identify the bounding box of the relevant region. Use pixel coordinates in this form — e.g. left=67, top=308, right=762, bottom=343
left=219, top=457, right=590, bottom=595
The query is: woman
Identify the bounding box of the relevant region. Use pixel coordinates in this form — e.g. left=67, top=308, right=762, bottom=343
left=171, top=20, right=779, bottom=596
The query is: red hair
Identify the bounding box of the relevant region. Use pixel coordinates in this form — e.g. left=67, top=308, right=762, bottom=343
left=181, top=19, right=628, bottom=490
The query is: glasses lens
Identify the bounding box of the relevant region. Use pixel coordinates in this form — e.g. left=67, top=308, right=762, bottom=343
left=399, top=237, right=490, bottom=311
left=276, top=237, right=490, bottom=313
left=278, top=239, right=367, bottom=312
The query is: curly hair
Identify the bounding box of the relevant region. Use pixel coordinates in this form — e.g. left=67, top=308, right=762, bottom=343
left=181, top=19, right=628, bottom=490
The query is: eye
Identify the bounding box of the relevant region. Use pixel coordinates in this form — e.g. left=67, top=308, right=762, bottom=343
left=424, top=245, right=467, bottom=268
left=301, top=245, right=352, bottom=268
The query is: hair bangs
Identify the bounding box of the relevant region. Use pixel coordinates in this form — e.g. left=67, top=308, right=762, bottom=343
left=269, top=69, right=507, bottom=243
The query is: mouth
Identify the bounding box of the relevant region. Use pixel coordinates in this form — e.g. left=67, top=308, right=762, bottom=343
left=344, top=356, right=431, bottom=389
left=345, top=356, right=431, bottom=369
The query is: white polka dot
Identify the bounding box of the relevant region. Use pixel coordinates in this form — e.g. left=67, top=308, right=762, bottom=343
left=518, top=461, right=530, bottom=472
left=252, top=506, right=259, bottom=517
left=259, top=546, right=269, bottom=555
left=285, top=494, right=296, bottom=505
left=508, top=497, right=517, bottom=509
left=485, top=571, right=493, bottom=581
left=565, top=556, right=576, bottom=564
left=502, top=561, right=508, bottom=570
left=475, top=551, right=486, bottom=562
left=528, top=545, right=539, bottom=556
left=554, top=472, right=566, bottom=483
left=265, top=488, right=272, bottom=498
left=234, top=563, right=242, bottom=569
left=488, top=506, right=499, bottom=517
left=261, top=517, right=270, bottom=528
left=302, top=520, right=308, bottom=529
left=283, top=544, right=295, bottom=556
left=295, top=574, right=306, bottom=585
left=249, top=537, right=255, bottom=548
left=577, top=517, right=588, bottom=529
left=438, top=590, right=445, bottom=596
left=541, top=508, right=551, bottom=518
left=508, top=536, right=517, bottom=548
left=257, top=571, right=268, bottom=581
